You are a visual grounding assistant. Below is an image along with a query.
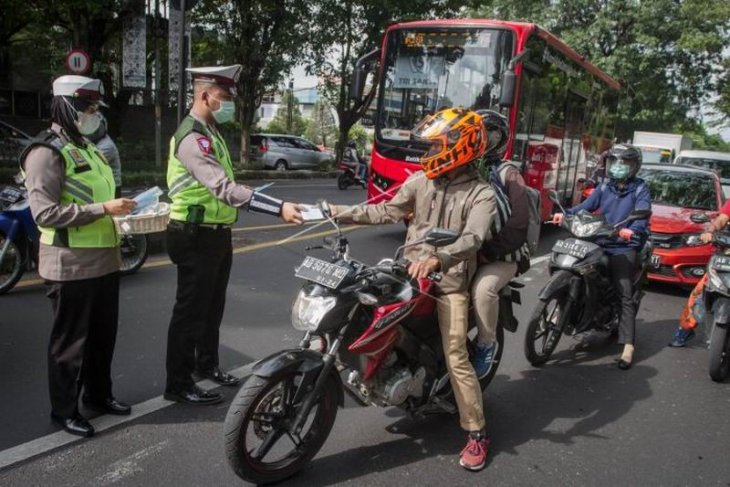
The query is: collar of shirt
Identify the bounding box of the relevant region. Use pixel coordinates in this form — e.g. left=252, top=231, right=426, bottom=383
left=189, top=111, right=220, bottom=138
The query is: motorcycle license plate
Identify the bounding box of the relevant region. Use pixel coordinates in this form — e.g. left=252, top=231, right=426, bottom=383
left=552, top=239, right=590, bottom=259
left=295, top=256, right=349, bottom=289
left=0, top=186, right=22, bottom=204
left=650, top=254, right=661, bottom=269
left=712, top=256, right=730, bottom=272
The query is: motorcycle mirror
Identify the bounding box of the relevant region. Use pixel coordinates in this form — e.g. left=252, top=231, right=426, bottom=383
left=424, top=228, right=459, bottom=247
left=547, top=190, right=560, bottom=204
left=690, top=212, right=710, bottom=224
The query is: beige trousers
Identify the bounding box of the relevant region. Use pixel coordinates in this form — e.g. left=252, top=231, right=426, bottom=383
left=436, top=292, right=485, bottom=431
left=471, top=260, right=518, bottom=345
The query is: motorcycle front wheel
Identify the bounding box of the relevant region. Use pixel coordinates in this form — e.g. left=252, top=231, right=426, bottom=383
left=708, top=323, right=730, bottom=382
left=0, top=231, right=24, bottom=295
left=337, top=173, right=350, bottom=190
left=224, top=371, right=339, bottom=484
left=119, top=234, right=148, bottom=275
left=525, top=294, right=566, bottom=366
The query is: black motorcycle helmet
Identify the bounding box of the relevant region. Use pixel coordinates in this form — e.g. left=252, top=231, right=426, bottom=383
left=607, top=144, right=642, bottom=180
left=476, top=109, right=509, bottom=158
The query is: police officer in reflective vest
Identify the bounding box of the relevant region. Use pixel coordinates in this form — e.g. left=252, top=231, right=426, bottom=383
left=22, top=76, right=137, bottom=437
left=164, top=65, right=303, bottom=405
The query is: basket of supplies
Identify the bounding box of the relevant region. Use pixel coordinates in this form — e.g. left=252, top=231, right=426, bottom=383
left=114, top=202, right=170, bottom=235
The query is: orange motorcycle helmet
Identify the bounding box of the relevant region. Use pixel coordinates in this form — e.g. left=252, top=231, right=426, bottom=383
left=412, top=108, right=487, bottom=179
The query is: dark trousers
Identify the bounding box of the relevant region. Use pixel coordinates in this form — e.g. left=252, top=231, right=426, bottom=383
left=609, top=250, right=638, bottom=345
left=46, top=272, right=120, bottom=419
left=165, top=225, right=232, bottom=391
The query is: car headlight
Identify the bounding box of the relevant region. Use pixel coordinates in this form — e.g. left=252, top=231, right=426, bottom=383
left=291, top=291, right=337, bottom=331
left=570, top=220, right=603, bottom=238
left=683, top=234, right=705, bottom=246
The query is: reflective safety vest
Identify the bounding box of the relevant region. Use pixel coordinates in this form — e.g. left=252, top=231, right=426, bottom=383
left=166, top=116, right=237, bottom=224
left=20, top=131, right=118, bottom=248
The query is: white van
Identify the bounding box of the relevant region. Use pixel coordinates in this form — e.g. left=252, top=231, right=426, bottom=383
left=674, top=150, right=730, bottom=198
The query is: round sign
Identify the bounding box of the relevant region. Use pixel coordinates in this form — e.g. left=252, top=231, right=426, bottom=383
left=65, top=49, right=92, bottom=75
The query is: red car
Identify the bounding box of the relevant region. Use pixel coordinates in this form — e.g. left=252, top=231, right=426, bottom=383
left=639, top=164, right=724, bottom=286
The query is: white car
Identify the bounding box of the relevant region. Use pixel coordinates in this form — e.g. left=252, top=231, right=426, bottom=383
left=674, top=150, right=730, bottom=198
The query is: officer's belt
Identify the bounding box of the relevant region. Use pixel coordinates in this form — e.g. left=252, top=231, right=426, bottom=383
left=169, top=220, right=232, bottom=231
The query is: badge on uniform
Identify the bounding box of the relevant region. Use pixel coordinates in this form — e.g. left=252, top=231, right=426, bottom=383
left=69, top=149, right=91, bottom=172
left=196, top=136, right=212, bottom=155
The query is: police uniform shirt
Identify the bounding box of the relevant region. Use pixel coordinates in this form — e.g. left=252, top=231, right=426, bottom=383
left=175, top=112, right=253, bottom=207
left=24, top=123, right=121, bottom=281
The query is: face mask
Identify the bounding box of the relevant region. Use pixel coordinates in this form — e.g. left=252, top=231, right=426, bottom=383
left=63, top=97, right=101, bottom=135
left=210, top=96, right=235, bottom=124
left=609, top=162, right=630, bottom=180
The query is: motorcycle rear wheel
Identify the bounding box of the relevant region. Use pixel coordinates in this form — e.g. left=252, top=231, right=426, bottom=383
left=525, top=294, right=566, bottom=366
left=224, top=371, right=339, bottom=484
left=0, top=231, right=24, bottom=295
left=119, top=234, right=148, bottom=275
left=708, top=323, right=730, bottom=382
left=337, top=173, right=350, bottom=190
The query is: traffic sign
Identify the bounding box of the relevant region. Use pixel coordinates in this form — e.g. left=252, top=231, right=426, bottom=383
left=65, top=49, right=92, bottom=75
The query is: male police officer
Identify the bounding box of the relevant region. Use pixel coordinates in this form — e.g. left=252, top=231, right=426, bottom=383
left=164, top=65, right=303, bottom=405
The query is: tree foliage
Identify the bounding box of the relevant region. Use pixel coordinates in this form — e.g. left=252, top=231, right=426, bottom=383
left=470, top=0, right=730, bottom=140
left=265, top=91, right=308, bottom=137
left=304, top=99, right=338, bottom=148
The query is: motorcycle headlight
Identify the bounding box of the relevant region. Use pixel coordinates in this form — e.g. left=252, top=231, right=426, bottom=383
left=570, top=220, right=603, bottom=238
left=683, top=234, right=705, bottom=247
left=291, top=291, right=338, bottom=331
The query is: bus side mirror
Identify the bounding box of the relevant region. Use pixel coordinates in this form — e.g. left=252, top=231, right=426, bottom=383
left=350, top=49, right=381, bottom=102
left=499, top=49, right=531, bottom=108
left=499, top=70, right=517, bottom=107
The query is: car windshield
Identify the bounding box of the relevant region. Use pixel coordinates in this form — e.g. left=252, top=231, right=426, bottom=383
left=639, top=146, right=672, bottom=164
left=376, top=27, right=514, bottom=146
left=638, top=168, right=718, bottom=210
left=676, top=156, right=730, bottom=183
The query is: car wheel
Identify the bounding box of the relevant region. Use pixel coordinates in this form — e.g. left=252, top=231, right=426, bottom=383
left=274, top=160, right=288, bottom=171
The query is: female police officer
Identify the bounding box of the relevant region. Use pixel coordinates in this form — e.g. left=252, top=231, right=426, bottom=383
left=22, top=75, right=136, bottom=437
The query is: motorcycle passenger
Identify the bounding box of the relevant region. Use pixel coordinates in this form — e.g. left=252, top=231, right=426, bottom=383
left=552, top=144, right=651, bottom=369
left=343, top=139, right=367, bottom=182
left=21, top=75, right=138, bottom=437
left=325, top=108, right=497, bottom=471
left=471, top=110, right=530, bottom=377
left=669, top=203, right=730, bottom=347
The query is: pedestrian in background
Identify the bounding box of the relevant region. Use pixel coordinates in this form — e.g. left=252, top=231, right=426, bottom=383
left=21, top=75, right=137, bottom=437
left=87, top=113, right=122, bottom=198
left=164, top=65, right=304, bottom=405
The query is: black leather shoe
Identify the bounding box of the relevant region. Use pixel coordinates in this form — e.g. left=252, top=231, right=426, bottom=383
left=617, top=359, right=633, bottom=370
left=164, top=385, right=223, bottom=405
left=197, top=366, right=240, bottom=386
left=82, top=396, right=132, bottom=416
left=51, top=413, right=95, bottom=437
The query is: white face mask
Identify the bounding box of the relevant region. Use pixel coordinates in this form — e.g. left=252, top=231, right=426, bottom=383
left=77, top=111, right=101, bottom=135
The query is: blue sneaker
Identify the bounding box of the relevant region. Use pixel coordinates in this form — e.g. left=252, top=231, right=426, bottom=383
left=472, top=342, right=497, bottom=378
left=668, top=328, right=695, bottom=348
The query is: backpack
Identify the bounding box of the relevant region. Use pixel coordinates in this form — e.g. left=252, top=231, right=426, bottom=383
left=498, top=162, right=542, bottom=254
left=487, top=165, right=512, bottom=240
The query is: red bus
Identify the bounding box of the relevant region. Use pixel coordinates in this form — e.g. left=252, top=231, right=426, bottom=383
left=351, top=19, right=621, bottom=220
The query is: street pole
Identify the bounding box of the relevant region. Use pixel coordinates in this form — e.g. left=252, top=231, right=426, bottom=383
left=154, top=0, right=161, bottom=167
left=287, top=80, right=294, bottom=134
left=176, top=0, right=187, bottom=125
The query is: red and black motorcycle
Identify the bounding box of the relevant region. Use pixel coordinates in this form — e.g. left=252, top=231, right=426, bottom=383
left=223, top=215, right=522, bottom=484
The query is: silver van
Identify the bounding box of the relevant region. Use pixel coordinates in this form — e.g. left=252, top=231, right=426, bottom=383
left=250, top=134, right=334, bottom=170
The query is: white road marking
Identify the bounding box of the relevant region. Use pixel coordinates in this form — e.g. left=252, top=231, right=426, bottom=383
left=0, top=363, right=254, bottom=472
left=95, top=440, right=169, bottom=484
left=0, top=252, right=555, bottom=471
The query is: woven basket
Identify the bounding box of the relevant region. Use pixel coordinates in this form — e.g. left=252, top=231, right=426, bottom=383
left=114, top=203, right=171, bottom=235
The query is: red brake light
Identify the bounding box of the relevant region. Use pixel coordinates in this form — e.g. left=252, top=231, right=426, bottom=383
left=259, top=140, right=268, bottom=152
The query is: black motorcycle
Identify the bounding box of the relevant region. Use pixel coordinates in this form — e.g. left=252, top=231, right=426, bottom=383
left=524, top=190, right=652, bottom=365
left=690, top=213, right=730, bottom=381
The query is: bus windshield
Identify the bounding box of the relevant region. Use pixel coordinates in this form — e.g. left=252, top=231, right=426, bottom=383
left=376, top=27, right=514, bottom=146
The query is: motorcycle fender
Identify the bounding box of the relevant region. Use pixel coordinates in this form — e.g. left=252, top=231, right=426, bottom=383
left=712, top=298, right=730, bottom=327
left=538, top=270, right=574, bottom=301
left=251, top=349, right=344, bottom=407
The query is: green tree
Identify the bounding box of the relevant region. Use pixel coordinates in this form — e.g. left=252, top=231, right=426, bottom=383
left=307, top=0, right=463, bottom=162
left=194, top=0, right=312, bottom=167
left=265, top=91, right=308, bottom=136
left=470, top=0, right=730, bottom=140
left=305, top=99, right=338, bottom=148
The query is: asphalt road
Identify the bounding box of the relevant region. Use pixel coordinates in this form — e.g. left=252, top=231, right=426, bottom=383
left=1, top=179, right=728, bottom=486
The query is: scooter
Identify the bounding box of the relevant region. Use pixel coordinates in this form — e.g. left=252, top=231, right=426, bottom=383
left=0, top=176, right=148, bottom=295
left=223, top=213, right=521, bottom=484
left=337, top=159, right=367, bottom=190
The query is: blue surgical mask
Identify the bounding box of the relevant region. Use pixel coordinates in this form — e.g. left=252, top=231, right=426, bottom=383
left=211, top=96, right=235, bottom=124
left=609, top=162, right=630, bottom=181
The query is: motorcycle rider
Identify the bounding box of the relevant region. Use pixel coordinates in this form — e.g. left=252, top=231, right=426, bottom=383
left=343, top=139, right=367, bottom=182
left=471, top=110, right=530, bottom=377
left=669, top=202, right=730, bottom=347
left=324, top=108, right=497, bottom=471
left=552, top=144, right=651, bottom=369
